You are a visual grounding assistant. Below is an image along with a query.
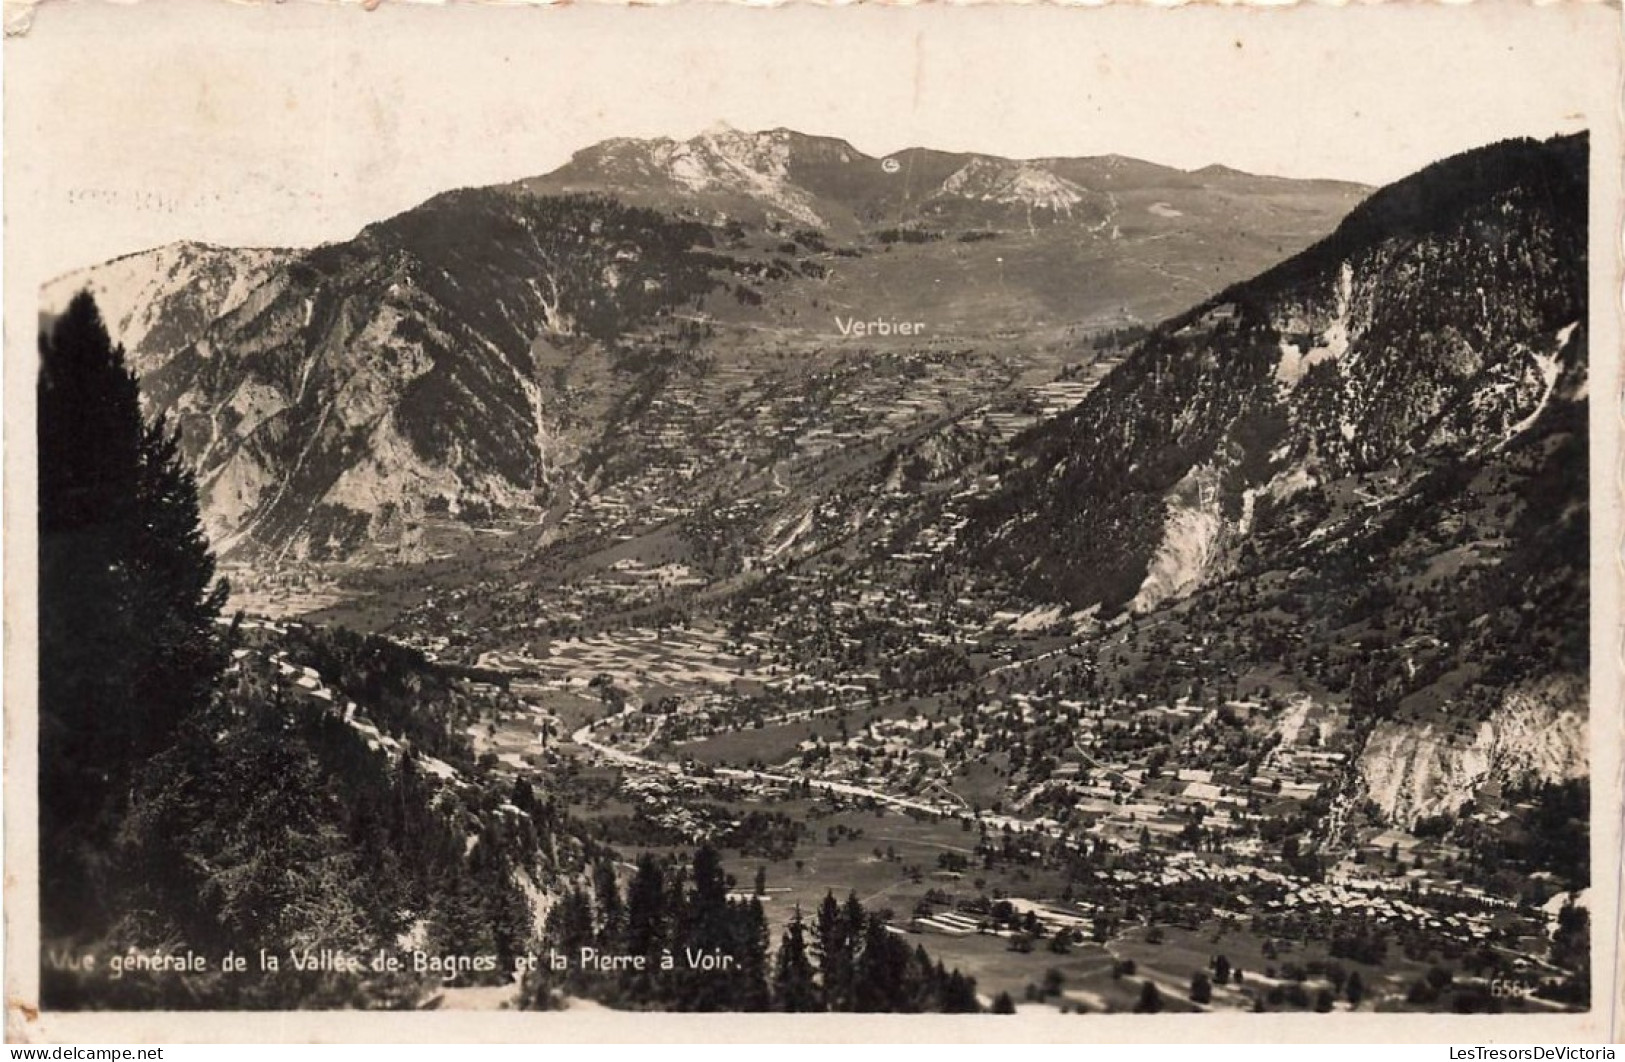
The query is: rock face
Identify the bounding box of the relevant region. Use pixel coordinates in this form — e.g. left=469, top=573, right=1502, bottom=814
left=1128, top=462, right=1229, bottom=614
left=960, top=133, right=1589, bottom=807
left=42, top=243, right=293, bottom=380
left=43, top=128, right=1367, bottom=563
left=967, top=133, right=1586, bottom=614
left=43, top=195, right=720, bottom=562
left=526, top=125, right=1366, bottom=237
left=38, top=129, right=1589, bottom=831
left=1357, top=676, right=1587, bottom=825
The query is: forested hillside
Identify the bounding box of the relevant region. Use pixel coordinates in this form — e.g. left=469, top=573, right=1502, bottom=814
left=957, top=132, right=1589, bottom=823
left=37, top=293, right=985, bottom=1011
left=37, top=295, right=589, bottom=1009
left=45, top=128, right=1366, bottom=566
left=965, top=134, right=1586, bottom=616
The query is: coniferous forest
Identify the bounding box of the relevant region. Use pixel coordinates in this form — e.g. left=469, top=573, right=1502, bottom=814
left=35, top=293, right=983, bottom=1013
left=527, top=848, right=981, bottom=1012
left=29, top=127, right=1596, bottom=1019
left=37, top=294, right=550, bottom=1008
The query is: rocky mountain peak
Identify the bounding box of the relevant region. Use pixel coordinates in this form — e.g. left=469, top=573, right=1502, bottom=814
left=937, top=157, right=1096, bottom=214
left=48, top=127, right=1371, bottom=564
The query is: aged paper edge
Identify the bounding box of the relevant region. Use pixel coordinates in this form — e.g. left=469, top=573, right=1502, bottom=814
left=6, top=0, right=1624, bottom=40
left=3, top=0, right=1623, bottom=1044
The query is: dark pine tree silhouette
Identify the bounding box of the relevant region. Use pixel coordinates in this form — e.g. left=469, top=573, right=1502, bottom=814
left=814, top=891, right=856, bottom=1011
left=625, top=852, right=669, bottom=999
left=592, top=859, right=626, bottom=946
left=679, top=844, right=739, bottom=1010
left=1346, top=970, right=1366, bottom=1009
left=772, top=906, right=821, bottom=1012
left=734, top=897, right=772, bottom=1011
left=853, top=912, right=911, bottom=1012
left=37, top=290, right=227, bottom=939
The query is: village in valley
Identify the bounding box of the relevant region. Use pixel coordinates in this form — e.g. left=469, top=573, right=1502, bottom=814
left=23, top=0, right=1611, bottom=1019
left=226, top=319, right=1583, bottom=1014
left=43, top=110, right=1591, bottom=1015
left=307, top=586, right=1574, bottom=1014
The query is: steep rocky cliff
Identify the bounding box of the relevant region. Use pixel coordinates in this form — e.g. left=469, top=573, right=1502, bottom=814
left=1357, top=675, right=1587, bottom=824
left=959, top=133, right=1589, bottom=812
left=965, top=133, right=1586, bottom=615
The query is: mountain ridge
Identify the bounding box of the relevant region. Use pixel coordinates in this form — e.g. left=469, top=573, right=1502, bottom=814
left=963, top=132, right=1586, bottom=611
left=44, top=127, right=1370, bottom=564
left=948, top=131, right=1588, bottom=817
left=517, top=125, right=1370, bottom=235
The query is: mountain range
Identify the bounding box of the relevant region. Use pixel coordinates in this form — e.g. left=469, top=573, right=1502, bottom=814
left=43, top=126, right=1367, bottom=563
left=30, top=113, right=1603, bottom=1020
left=41, top=126, right=1591, bottom=825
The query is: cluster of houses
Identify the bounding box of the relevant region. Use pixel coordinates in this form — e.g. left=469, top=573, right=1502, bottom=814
left=548, top=648, right=1566, bottom=969
left=751, top=679, right=1349, bottom=855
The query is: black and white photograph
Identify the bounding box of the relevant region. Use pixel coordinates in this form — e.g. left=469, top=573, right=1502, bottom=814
left=4, top=0, right=1621, bottom=1042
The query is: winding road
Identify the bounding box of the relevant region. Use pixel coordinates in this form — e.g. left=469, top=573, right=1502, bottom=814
left=569, top=707, right=1070, bottom=843
left=572, top=710, right=949, bottom=817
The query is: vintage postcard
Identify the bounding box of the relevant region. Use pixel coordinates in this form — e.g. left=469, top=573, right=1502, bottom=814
left=4, top=0, right=1622, bottom=1043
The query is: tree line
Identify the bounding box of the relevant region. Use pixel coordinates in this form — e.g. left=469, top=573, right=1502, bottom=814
left=36, top=293, right=590, bottom=1009
left=527, top=846, right=981, bottom=1013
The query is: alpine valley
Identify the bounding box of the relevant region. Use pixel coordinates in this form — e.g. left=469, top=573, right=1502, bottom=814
left=40, top=127, right=1591, bottom=1014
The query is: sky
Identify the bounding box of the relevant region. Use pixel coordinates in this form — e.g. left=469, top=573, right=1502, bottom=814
left=4, top=0, right=1617, bottom=285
